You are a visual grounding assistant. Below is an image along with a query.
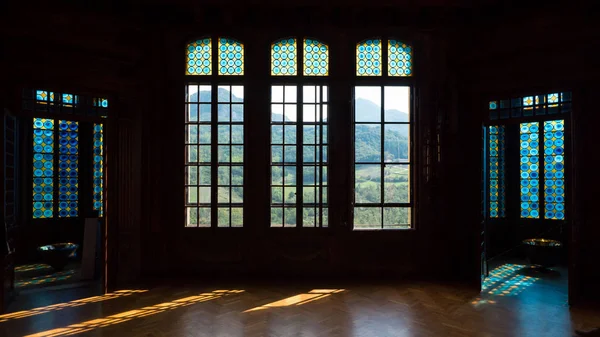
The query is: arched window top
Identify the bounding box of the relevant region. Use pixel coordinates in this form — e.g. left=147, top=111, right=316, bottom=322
left=303, top=38, right=328, bottom=76
left=356, top=38, right=413, bottom=77
left=218, top=38, right=244, bottom=75
left=186, top=37, right=245, bottom=76
left=186, top=38, right=212, bottom=75
left=356, top=39, right=382, bottom=76
left=271, top=38, right=297, bottom=76
left=388, top=39, right=412, bottom=77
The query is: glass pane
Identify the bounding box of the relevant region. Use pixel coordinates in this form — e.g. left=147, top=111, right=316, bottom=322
left=218, top=125, right=230, bottom=144
left=383, top=207, right=411, bottom=228
left=355, top=124, right=381, bottom=162
left=303, top=39, right=329, bottom=76
left=303, top=86, right=316, bottom=103
left=199, top=125, right=211, bottom=144
left=272, top=104, right=284, bottom=122
left=303, top=166, right=315, bottom=185
left=199, top=104, right=211, bottom=122
left=284, top=208, right=297, bottom=227
left=198, top=145, right=211, bottom=163
left=218, top=38, right=244, bottom=76
left=272, top=146, right=283, bottom=163
left=218, top=166, right=230, bottom=185
left=355, top=164, right=381, bottom=203
left=186, top=207, right=198, bottom=227
left=232, top=187, right=243, bottom=203
left=355, top=87, right=381, bottom=122
left=198, top=187, right=211, bottom=203
left=187, top=187, right=198, bottom=204
left=284, top=187, right=296, bottom=203
left=187, top=104, right=198, bottom=122
left=218, top=208, right=230, bottom=227
left=272, top=187, right=283, bottom=203
left=303, top=207, right=316, bottom=227
left=284, top=167, right=296, bottom=185
left=198, top=207, right=210, bottom=227
left=199, top=166, right=211, bottom=185
left=231, top=207, right=243, bottom=227
left=231, top=166, right=243, bottom=185
left=384, top=124, right=409, bottom=162
left=284, top=85, right=297, bottom=103
left=271, top=208, right=283, bottom=227
left=231, top=146, right=243, bottom=163
left=218, top=104, right=230, bottom=122
left=384, top=165, right=409, bottom=203
left=354, top=207, right=382, bottom=229
left=356, top=39, right=382, bottom=76
left=284, top=146, right=297, bottom=163
left=272, top=166, right=283, bottom=184
left=384, top=86, right=410, bottom=122
left=388, top=40, right=413, bottom=77
left=284, top=125, right=296, bottom=144
left=218, top=186, right=230, bottom=203
left=272, top=125, right=283, bottom=143
left=218, top=146, right=230, bottom=162
left=284, top=104, right=297, bottom=122
left=186, top=166, right=198, bottom=185
left=303, top=186, right=315, bottom=203
left=186, top=38, right=212, bottom=75
left=271, top=86, right=284, bottom=103
left=271, top=38, right=297, bottom=76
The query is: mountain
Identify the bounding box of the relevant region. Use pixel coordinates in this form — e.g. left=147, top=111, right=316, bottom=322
left=355, top=98, right=409, bottom=126
left=189, top=89, right=244, bottom=121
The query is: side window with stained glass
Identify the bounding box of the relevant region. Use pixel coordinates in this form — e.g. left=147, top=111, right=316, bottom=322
left=31, top=90, right=108, bottom=220
left=271, top=38, right=297, bottom=76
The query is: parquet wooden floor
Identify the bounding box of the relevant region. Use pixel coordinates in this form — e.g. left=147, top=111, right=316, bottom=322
left=2, top=266, right=600, bottom=337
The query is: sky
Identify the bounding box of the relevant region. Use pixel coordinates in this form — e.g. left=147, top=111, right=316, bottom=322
left=355, top=86, right=410, bottom=112
left=187, top=84, right=410, bottom=121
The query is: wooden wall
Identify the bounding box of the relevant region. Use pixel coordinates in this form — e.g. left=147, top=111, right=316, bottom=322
left=1, top=2, right=599, bottom=304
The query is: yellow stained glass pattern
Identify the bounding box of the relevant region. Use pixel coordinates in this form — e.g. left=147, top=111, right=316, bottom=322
left=271, top=38, right=297, bottom=76
left=218, top=38, right=244, bottom=75
left=186, top=39, right=212, bottom=75
left=356, top=39, right=382, bottom=76
left=303, top=39, right=328, bottom=76
left=388, top=40, right=412, bottom=76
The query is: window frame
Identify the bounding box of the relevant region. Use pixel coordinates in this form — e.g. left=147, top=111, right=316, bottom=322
left=352, top=36, right=417, bottom=231
left=25, top=88, right=108, bottom=220
left=183, top=35, right=247, bottom=229
left=269, top=36, right=330, bottom=229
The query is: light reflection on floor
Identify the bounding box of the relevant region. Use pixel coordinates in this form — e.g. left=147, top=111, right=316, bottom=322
left=0, top=290, right=148, bottom=323
left=480, top=264, right=539, bottom=297
left=244, top=289, right=345, bottom=312
left=15, top=269, right=76, bottom=289
left=23, top=290, right=244, bottom=337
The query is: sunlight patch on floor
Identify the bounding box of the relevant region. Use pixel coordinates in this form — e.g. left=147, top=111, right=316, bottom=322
left=244, top=289, right=344, bottom=312
left=23, top=290, right=244, bottom=337
left=0, top=290, right=148, bottom=323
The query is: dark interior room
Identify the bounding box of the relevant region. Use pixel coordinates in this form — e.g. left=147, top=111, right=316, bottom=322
left=1, top=0, right=600, bottom=336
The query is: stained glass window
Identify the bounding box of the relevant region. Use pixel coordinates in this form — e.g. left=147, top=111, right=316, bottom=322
left=489, top=126, right=505, bottom=218
left=94, top=98, right=109, bottom=108
left=489, top=92, right=571, bottom=120
left=33, top=118, right=54, bottom=219
left=520, top=122, right=540, bottom=219
left=271, top=38, right=297, bottom=76
left=543, top=120, right=565, bottom=220
left=303, top=39, right=328, bottom=76
left=36, top=90, right=54, bottom=102
left=388, top=40, right=412, bottom=77
left=58, top=121, right=79, bottom=217
left=218, top=38, right=244, bottom=75
left=93, top=124, right=104, bottom=216
left=186, top=38, right=212, bottom=75
left=356, top=39, right=382, bottom=76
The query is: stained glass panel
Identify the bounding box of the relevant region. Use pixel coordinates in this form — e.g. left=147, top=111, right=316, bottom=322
left=520, top=122, right=540, bottom=219
left=489, top=126, right=505, bottom=218
left=303, top=39, right=328, bottom=76
left=271, top=38, right=297, bottom=76
left=36, top=90, right=54, bottom=102
left=186, top=38, right=212, bottom=75
left=544, top=120, right=565, bottom=220
left=58, top=120, right=79, bottom=218
left=388, top=40, right=412, bottom=77
left=93, top=98, right=109, bottom=108
left=356, top=39, right=382, bottom=76
left=93, top=123, right=104, bottom=216
left=218, top=38, right=244, bottom=75
left=33, top=118, right=54, bottom=219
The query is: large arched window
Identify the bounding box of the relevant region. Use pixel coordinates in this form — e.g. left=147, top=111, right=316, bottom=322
left=353, top=38, right=414, bottom=230
left=270, top=37, right=329, bottom=228
left=184, top=37, right=245, bottom=227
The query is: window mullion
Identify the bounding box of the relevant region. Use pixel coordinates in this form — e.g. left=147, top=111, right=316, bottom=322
left=54, top=118, right=59, bottom=218
left=380, top=86, right=385, bottom=228
left=297, top=86, right=304, bottom=228
left=211, top=82, right=218, bottom=228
